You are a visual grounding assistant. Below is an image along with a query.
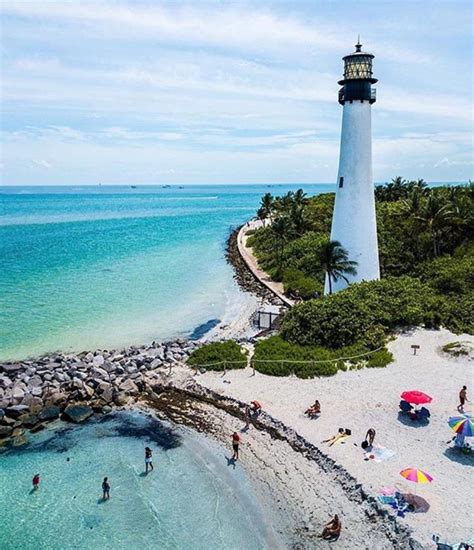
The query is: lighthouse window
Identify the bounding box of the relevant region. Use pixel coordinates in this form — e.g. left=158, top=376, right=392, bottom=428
left=339, top=177, right=344, bottom=188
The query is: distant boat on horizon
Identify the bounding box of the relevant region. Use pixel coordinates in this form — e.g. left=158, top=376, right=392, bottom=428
left=131, top=185, right=137, bottom=189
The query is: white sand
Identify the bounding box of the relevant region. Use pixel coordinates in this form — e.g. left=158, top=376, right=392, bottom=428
left=196, top=328, right=474, bottom=547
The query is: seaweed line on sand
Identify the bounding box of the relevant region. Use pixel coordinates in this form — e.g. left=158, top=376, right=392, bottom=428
left=143, top=380, right=425, bottom=550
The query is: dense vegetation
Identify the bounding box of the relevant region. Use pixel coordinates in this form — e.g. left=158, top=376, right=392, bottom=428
left=186, top=341, right=247, bottom=371
left=251, top=335, right=393, bottom=378
left=249, top=179, right=474, bottom=340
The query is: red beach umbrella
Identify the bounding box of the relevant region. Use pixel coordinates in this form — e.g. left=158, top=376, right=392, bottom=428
left=400, top=391, right=432, bottom=405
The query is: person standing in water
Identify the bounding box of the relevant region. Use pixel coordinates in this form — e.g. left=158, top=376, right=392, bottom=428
left=232, top=432, right=240, bottom=461
left=32, top=473, right=40, bottom=490
left=145, top=447, right=154, bottom=473
left=102, top=477, right=110, bottom=500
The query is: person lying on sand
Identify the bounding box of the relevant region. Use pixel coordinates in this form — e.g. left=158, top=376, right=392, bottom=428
left=322, top=429, right=351, bottom=446
left=318, top=514, right=342, bottom=539
left=305, top=400, right=321, bottom=417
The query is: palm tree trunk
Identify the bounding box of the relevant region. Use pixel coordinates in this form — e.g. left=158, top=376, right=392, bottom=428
left=328, top=272, right=333, bottom=294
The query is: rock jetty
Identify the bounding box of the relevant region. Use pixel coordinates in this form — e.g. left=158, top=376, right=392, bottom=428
left=0, top=339, right=198, bottom=449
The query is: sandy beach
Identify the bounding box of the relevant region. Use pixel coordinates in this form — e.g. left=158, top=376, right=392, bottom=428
left=195, top=328, right=474, bottom=547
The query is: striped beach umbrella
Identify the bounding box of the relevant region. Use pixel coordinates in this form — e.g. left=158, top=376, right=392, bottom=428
left=448, top=416, right=474, bottom=437
left=400, top=468, right=433, bottom=484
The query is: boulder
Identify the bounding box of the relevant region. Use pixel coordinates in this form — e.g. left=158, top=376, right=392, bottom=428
left=0, top=425, right=13, bottom=438
left=19, top=414, right=39, bottom=429
left=91, top=366, right=108, bottom=379
left=38, top=406, right=61, bottom=421
left=119, top=379, right=139, bottom=395
left=11, top=434, right=28, bottom=447
left=31, top=387, right=43, bottom=397
left=101, top=387, right=114, bottom=403
left=5, top=404, right=30, bottom=418
left=83, top=384, right=95, bottom=399
left=27, top=375, right=43, bottom=388
left=114, top=392, right=130, bottom=406
left=0, top=375, right=12, bottom=389
left=62, top=405, right=93, bottom=423
left=31, top=423, right=46, bottom=433
left=21, top=395, right=43, bottom=412
left=92, top=355, right=105, bottom=367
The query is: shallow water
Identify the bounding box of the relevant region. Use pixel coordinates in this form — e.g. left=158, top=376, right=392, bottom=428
left=0, top=184, right=332, bottom=360
left=0, top=411, right=281, bottom=550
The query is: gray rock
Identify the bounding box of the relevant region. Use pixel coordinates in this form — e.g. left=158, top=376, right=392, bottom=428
left=62, top=405, right=93, bottom=423
left=1, top=364, right=23, bottom=374
left=31, top=387, right=43, bottom=397
left=38, top=406, right=61, bottom=421
left=119, top=379, right=138, bottom=395
left=91, top=366, right=108, bottom=379
left=114, top=392, right=130, bottom=406
left=19, top=413, right=39, bottom=428
left=0, top=375, right=12, bottom=389
left=101, top=387, right=114, bottom=403
left=92, top=355, right=105, bottom=367
left=21, top=395, right=43, bottom=412
left=5, top=404, right=30, bottom=418
left=27, top=375, right=43, bottom=388
left=31, top=423, right=46, bottom=433
left=0, top=425, right=13, bottom=438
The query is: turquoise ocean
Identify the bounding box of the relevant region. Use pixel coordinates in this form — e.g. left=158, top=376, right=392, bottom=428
left=0, top=184, right=332, bottom=361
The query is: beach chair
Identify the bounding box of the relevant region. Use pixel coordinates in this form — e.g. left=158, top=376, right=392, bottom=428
left=417, top=407, right=431, bottom=422
left=399, top=400, right=412, bottom=413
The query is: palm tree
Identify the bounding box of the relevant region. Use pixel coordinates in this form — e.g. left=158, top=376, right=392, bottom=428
left=289, top=203, right=310, bottom=236
left=293, top=188, right=309, bottom=207
left=259, top=193, right=274, bottom=225
left=271, top=216, right=292, bottom=274
left=318, top=240, right=358, bottom=294
left=415, top=194, right=454, bottom=257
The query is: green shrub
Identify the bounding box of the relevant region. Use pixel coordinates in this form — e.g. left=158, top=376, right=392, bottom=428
left=251, top=335, right=387, bottom=378
left=367, top=349, right=394, bottom=368
left=281, top=276, right=442, bottom=348
left=187, top=341, right=247, bottom=371
left=282, top=268, right=320, bottom=300
left=442, top=293, right=474, bottom=334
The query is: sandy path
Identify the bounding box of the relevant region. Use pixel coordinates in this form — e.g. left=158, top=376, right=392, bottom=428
left=197, top=328, right=474, bottom=547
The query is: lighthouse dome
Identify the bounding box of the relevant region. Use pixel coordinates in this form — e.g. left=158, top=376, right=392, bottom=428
left=340, top=40, right=377, bottom=83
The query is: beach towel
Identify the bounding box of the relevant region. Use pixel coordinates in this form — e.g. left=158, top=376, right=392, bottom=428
left=365, top=445, right=395, bottom=462
left=378, top=496, right=397, bottom=506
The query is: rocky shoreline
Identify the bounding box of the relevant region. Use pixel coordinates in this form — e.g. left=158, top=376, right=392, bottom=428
left=225, top=225, right=282, bottom=305
left=0, top=339, right=197, bottom=449
left=0, top=349, right=425, bottom=549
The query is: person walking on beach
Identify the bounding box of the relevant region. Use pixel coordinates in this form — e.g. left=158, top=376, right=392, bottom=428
left=232, top=431, right=240, bottom=461
left=102, top=477, right=110, bottom=501
left=458, top=386, right=467, bottom=413
left=32, top=473, right=40, bottom=490
left=145, top=447, right=154, bottom=473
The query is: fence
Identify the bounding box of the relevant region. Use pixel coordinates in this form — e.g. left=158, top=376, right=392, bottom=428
left=187, top=346, right=385, bottom=375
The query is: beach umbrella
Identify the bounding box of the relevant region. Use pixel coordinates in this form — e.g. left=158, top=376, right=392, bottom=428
left=400, top=390, right=432, bottom=405
left=400, top=468, right=433, bottom=484
left=448, top=416, right=474, bottom=437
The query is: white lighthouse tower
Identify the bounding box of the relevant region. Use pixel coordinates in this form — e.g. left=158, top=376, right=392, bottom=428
left=325, top=40, right=380, bottom=294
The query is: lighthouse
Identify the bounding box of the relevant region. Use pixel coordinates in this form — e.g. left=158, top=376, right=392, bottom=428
left=325, top=40, right=380, bottom=294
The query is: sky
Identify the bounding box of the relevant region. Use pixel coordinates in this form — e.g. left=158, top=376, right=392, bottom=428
left=0, top=0, right=473, bottom=186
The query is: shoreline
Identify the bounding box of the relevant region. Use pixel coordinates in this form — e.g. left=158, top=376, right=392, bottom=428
left=0, top=357, right=423, bottom=548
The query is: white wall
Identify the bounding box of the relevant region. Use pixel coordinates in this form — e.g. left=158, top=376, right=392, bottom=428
left=325, top=100, right=380, bottom=294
